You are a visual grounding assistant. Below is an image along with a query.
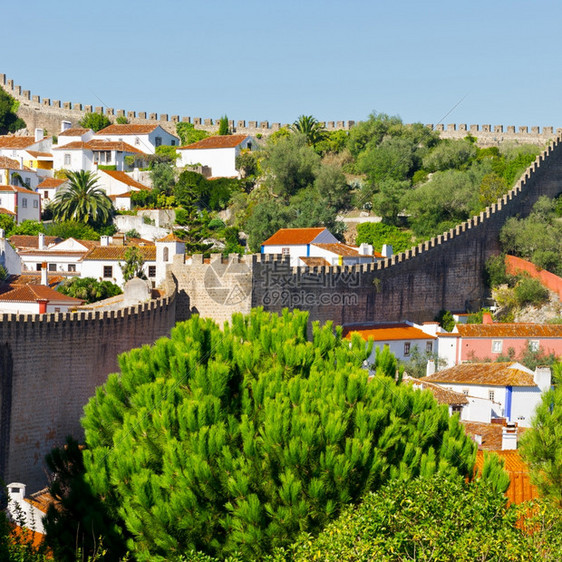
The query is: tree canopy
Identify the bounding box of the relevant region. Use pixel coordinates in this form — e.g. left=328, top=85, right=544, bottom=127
left=78, top=112, right=111, bottom=132
left=0, top=88, right=26, bottom=134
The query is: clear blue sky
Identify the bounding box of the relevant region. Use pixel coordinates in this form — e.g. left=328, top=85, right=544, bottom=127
left=4, top=0, right=562, bottom=128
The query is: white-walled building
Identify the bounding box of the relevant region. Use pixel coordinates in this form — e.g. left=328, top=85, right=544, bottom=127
left=0, top=280, right=83, bottom=314
left=56, top=126, right=94, bottom=146
left=36, top=177, right=67, bottom=203
left=155, top=233, right=185, bottom=287
left=0, top=133, right=52, bottom=161
left=6, top=483, right=48, bottom=534
left=95, top=123, right=179, bottom=154
left=0, top=185, right=41, bottom=223
left=96, top=169, right=150, bottom=197
left=422, top=362, right=551, bottom=428
left=0, top=155, right=41, bottom=190
left=176, top=134, right=254, bottom=178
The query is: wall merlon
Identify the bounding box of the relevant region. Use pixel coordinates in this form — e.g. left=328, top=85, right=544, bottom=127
left=494, top=125, right=503, bottom=133
left=84, top=105, right=93, bottom=112
left=149, top=113, right=157, bottom=120
left=106, top=108, right=114, bottom=116
left=127, top=111, right=136, bottom=119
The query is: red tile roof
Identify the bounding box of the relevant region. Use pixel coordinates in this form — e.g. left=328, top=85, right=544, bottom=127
left=300, top=256, right=331, bottom=267
left=157, top=232, right=185, bottom=242
left=99, top=169, right=149, bottom=190
left=24, top=150, right=52, bottom=158
left=0, top=136, right=38, bottom=149
left=262, top=227, right=327, bottom=246
left=424, top=362, right=536, bottom=387
left=343, top=322, right=436, bottom=341
left=37, top=178, right=66, bottom=189
left=0, top=156, right=25, bottom=169
left=59, top=127, right=92, bottom=136
left=84, top=245, right=156, bottom=261
left=179, top=134, right=248, bottom=150
left=52, top=140, right=146, bottom=154
left=9, top=235, right=61, bottom=249
left=96, top=123, right=160, bottom=135
left=0, top=284, right=83, bottom=304
left=0, top=207, right=15, bottom=216
left=0, top=184, right=38, bottom=194
left=312, top=242, right=376, bottom=257
left=456, top=323, right=562, bottom=338
left=405, top=375, right=469, bottom=405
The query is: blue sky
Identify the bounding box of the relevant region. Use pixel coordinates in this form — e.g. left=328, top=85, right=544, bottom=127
left=4, top=1, right=562, bottom=128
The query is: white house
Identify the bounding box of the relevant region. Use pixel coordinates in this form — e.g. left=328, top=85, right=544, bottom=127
left=36, top=177, right=67, bottom=203
left=176, top=134, right=254, bottom=178
left=95, top=123, right=179, bottom=154
left=422, top=362, right=551, bottom=428
left=56, top=126, right=94, bottom=146
left=155, top=233, right=185, bottom=287
left=0, top=132, right=52, bottom=161
left=96, top=169, right=150, bottom=197
left=0, top=185, right=41, bottom=223
left=0, top=155, right=41, bottom=190
left=6, top=482, right=49, bottom=534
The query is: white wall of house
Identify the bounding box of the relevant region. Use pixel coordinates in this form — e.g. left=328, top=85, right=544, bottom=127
left=0, top=237, right=21, bottom=275
left=53, top=149, right=94, bottom=172
left=460, top=396, right=493, bottom=424
left=16, top=191, right=41, bottom=223
left=57, top=130, right=94, bottom=146
left=0, top=300, right=42, bottom=314
left=7, top=483, right=45, bottom=534
left=81, top=259, right=157, bottom=288
left=262, top=244, right=308, bottom=266
left=436, top=335, right=459, bottom=368
left=367, top=340, right=436, bottom=364
left=510, top=387, right=543, bottom=428
left=114, top=215, right=169, bottom=241
left=155, top=240, right=185, bottom=287
left=96, top=127, right=178, bottom=154
left=436, top=382, right=506, bottom=420
left=177, top=146, right=238, bottom=177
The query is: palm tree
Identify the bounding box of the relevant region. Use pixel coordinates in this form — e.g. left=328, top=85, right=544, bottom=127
left=290, top=115, right=327, bottom=146
left=50, top=170, right=114, bottom=226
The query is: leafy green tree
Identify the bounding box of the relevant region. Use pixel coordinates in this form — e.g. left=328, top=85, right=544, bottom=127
left=355, top=222, right=415, bottom=254
left=520, top=382, right=562, bottom=507
left=78, top=112, right=111, bottom=132
left=0, top=88, right=26, bottom=134
left=45, top=220, right=101, bottom=241
left=346, top=112, right=404, bottom=158
left=50, top=171, right=114, bottom=227
left=435, top=309, right=456, bottom=332
left=246, top=199, right=292, bottom=252
left=236, top=149, right=261, bottom=179
left=370, top=179, right=410, bottom=225
left=0, top=214, right=15, bottom=236
left=218, top=115, right=230, bottom=135
left=176, top=122, right=209, bottom=146
left=56, top=277, right=122, bottom=303
left=10, top=220, right=45, bottom=236
left=357, top=136, right=416, bottom=185
left=150, top=161, right=176, bottom=194
left=120, top=247, right=147, bottom=281
left=479, top=172, right=509, bottom=207
left=422, top=138, right=476, bottom=172
left=290, top=115, right=327, bottom=146
left=75, top=309, right=476, bottom=560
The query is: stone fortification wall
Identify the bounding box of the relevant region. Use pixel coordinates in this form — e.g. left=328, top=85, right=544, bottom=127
left=0, top=295, right=177, bottom=492
left=2, top=74, right=558, bottom=144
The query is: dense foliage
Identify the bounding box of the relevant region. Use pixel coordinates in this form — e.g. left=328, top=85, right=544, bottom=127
left=47, top=309, right=477, bottom=560
left=0, top=88, right=26, bottom=134
left=78, top=112, right=111, bottom=132
left=56, top=277, right=122, bottom=303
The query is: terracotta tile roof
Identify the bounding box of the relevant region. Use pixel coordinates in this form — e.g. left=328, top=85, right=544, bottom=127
left=0, top=155, right=24, bottom=169
left=300, top=256, right=331, bottom=267
left=18, top=249, right=90, bottom=257
left=24, top=150, right=52, bottom=158
left=37, top=178, right=66, bottom=189
left=7, top=274, right=66, bottom=288
left=0, top=184, right=39, bottom=194
left=0, top=136, right=38, bottom=149
left=179, top=134, right=248, bottom=150
left=52, top=140, right=146, bottom=154
left=262, top=227, right=327, bottom=246
left=9, top=235, right=61, bottom=249
left=0, top=284, right=83, bottom=304
left=96, top=123, right=160, bottom=135
left=157, top=232, right=184, bottom=242
left=109, top=192, right=131, bottom=200
left=456, top=323, right=562, bottom=338
left=0, top=207, right=15, bottom=216
left=84, top=245, right=156, bottom=261
left=463, top=421, right=528, bottom=451
left=99, top=169, right=149, bottom=190
left=59, top=127, right=92, bottom=136
left=312, top=242, right=375, bottom=257
left=343, top=322, right=436, bottom=341
left=424, top=362, right=536, bottom=387
left=405, top=375, right=469, bottom=405
left=25, top=488, right=55, bottom=514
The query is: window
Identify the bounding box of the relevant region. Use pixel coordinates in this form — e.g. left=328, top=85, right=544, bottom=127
left=488, top=390, right=495, bottom=402
left=36, top=263, right=42, bottom=271
left=163, top=247, right=169, bottom=262
left=64, top=153, right=71, bottom=166
left=404, top=342, right=411, bottom=356
left=426, top=341, right=433, bottom=353
left=171, top=140, right=176, bottom=146
left=462, top=389, right=469, bottom=395
left=103, top=265, right=113, bottom=278
left=491, top=340, right=503, bottom=353
left=33, top=200, right=38, bottom=208
left=48, top=263, right=56, bottom=272
left=21, top=198, right=27, bottom=208
left=451, top=404, right=463, bottom=414
left=44, top=191, right=49, bottom=199
left=68, top=264, right=76, bottom=272
left=247, top=141, right=252, bottom=150
left=135, top=137, right=140, bottom=145
left=529, top=340, right=540, bottom=352
left=54, top=307, right=60, bottom=313
left=148, top=265, right=156, bottom=278
left=155, top=136, right=162, bottom=147
left=281, top=247, right=290, bottom=256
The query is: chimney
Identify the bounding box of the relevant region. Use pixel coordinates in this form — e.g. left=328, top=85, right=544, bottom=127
left=7, top=482, right=26, bottom=502
left=0, top=228, right=5, bottom=239
left=534, top=366, right=552, bottom=393
left=113, top=233, right=125, bottom=246
left=134, top=167, right=140, bottom=181
left=41, top=262, right=48, bottom=286
left=474, top=434, right=482, bottom=446
left=501, top=423, right=518, bottom=450
left=482, top=312, right=493, bottom=325
left=381, top=244, right=393, bottom=258
left=358, top=243, right=373, bottom=256
left=61, top=120, right=71, bottom=132
left=38, top=232, right=45, bottom=250
left=426, top=359, right=436, bottom=376
left=100, top=235, right=110, bottom=247
left=34, top=128, right=44, bottom=142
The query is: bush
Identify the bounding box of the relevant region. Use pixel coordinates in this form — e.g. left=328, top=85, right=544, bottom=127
left=56, top=277, right=122, bottom=303
left=514, top=277, right=549, bottom=307
left=485, top=254, right=509, bottom=288
left=78, top=112, right=111, bottom=132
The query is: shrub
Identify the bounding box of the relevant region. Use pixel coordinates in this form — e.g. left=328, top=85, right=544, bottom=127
left=514, top=277, right=549, bottom=307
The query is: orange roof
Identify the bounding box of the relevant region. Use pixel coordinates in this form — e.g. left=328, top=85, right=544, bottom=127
left=96, top=123, right=160, bottom=135
left=25, top=150, right=52, bottom=159
left=37, top=178, right=66, bottom=189
left=456, top=323, right=562, bottom=338
left=25, top=487, right=55, bottom=514
left=52, top=140, right=146, bottom=154
left=59, top=127, right=92, bottom=136
left=0, top=207, right=15, bottom=215
left=312, top=242, right=376, bottom=257
left=343, top=322, right=436, bottom=341
left=9, top=235, right=61, bottom=249
left=405, top=375, right=469, bottom=405
left=424, top=362, right=536, bottom=387
left=0, top=136, right=38, bottom=149
left=99, top=169, right=149, bottom=190
left=0, top=284, right=83, bottom=304
left=157, top=232, right=185, bottom=242
left=300, top=256, right=331, bottom=267
left=262, top=227, right=327, bottom=246
left=0, top=155, right=25, bottom=169
left=179, top=134, right=248, bottom=150
left=84, top=245, right=156, bottom=261
left=0, top=184, right=38, bottom=194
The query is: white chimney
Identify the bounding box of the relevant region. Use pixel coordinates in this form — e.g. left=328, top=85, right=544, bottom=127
left=61, top=120, right=72, bottom=132
left=0, top=228, right=5, bottom=239
left=474, top=434, right=482, bottom=446
left=502, top=423, right=518, bottom=450
left=41, top=262, right=48, bottom=286
left=18, top=156, right=23, bottom=170
left=534, top=367, right=552, bottom=393
left=34, top=128, right=44, bottom=142
left=100, top=235, right=110, bottom=247
left=382, top=244, right=393, bottom=258
left=7, top=482, right=26, bottom=503
left=38, top=232, right=45, bottom=250
left=134, top=167, right=140, bottom=181
left=358, top=243, right=373, bottom=256
left=426, top=359, right=436, bottom=376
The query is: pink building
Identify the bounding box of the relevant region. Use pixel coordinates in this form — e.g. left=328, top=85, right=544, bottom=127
left=437, top=314, right=562, bottom=367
